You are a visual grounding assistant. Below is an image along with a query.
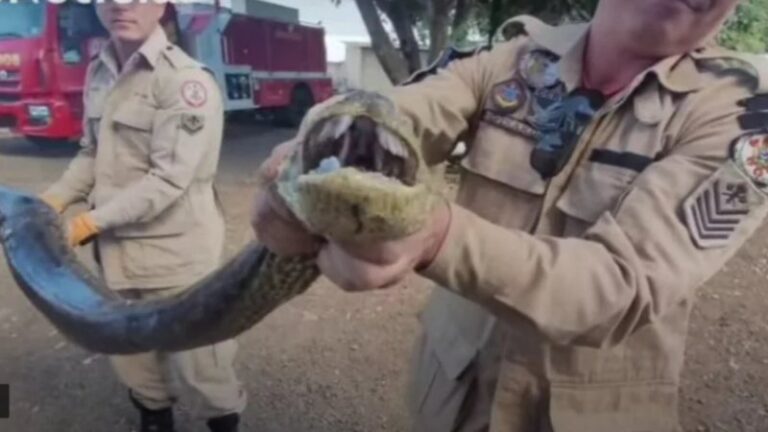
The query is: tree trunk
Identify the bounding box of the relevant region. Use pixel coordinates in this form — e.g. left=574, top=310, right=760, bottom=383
left=451, top=0, right=471, bottom=35
left=353, top=0, right=410, bottom=84
left=376, top=0, right=423, bottom=74
left=428, top=0, right=454, bottom=62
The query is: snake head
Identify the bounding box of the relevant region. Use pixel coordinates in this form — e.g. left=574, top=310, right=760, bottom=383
left=276, top=90, right=440, bottom=243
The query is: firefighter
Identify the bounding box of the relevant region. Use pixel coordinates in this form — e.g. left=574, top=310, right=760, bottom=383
left=252, top=0, right=768, bottom=430
left=40, top=2, right=246, bottom=431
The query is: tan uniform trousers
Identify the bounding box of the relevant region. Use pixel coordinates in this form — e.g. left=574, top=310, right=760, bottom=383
left=108, top=286, right=247, bottom=418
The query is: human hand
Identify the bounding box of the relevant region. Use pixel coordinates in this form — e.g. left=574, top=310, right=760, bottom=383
left=67, top=213, right=99, bottom=247
left=250, top=140, right=323, bottom=256
left=316, top=200, right=451, bottom=292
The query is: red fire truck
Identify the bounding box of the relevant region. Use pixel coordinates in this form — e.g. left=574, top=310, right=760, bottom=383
left=0, top=0, right=334, bottom=145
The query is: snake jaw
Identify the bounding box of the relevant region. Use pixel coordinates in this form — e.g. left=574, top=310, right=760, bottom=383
left=300, top=114, right=418, bottom=186
left=274, top=90, right=440, bottom=243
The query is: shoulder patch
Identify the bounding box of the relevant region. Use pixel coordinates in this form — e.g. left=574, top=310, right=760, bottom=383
left=684, top=160, right=765, bottom=249
left=518, top=49, right=560, bottom=89
left=732, top=133, right=768, bottom=187
left=181, top=113, right=205, bottom=135
left=684, top=133, right=768, bottom=249
left=180, top=80, right=208, bottom=108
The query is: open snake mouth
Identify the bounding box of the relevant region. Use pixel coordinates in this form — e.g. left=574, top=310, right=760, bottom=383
left=301, top=115, right=418, bottom=186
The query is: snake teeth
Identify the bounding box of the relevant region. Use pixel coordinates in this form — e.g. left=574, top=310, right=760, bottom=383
left=331, top=115, right=354, bottom=141
left=315, top=115, right=353, bottom=145
left=376, top=128, right=408, bottom=158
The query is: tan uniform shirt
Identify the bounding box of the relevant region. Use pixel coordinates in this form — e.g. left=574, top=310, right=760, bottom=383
left=45, top=27, right=225, bottom=290
left=392, top=16, right=768, bottom=431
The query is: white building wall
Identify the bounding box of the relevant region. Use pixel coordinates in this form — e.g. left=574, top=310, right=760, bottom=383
left=341, top=42, right=429, bottom=92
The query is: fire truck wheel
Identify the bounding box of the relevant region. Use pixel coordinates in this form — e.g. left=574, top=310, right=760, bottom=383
left=279, top=85, right=314, bottom=128
left=28, top=137, right=72, bottom=148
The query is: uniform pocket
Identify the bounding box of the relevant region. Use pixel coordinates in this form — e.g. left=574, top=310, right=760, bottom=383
left=556, top=162, right=636, bottom=225
left=109, top=100, right=158, bottom=183
left=113, top=195, right=194, bottom=238
left=462, top=124, right=547, bottom=195
left=112, top=102, right=155, bottom=131
left=547, top=381, right=681, bottom=432
left=120, top=233, right=207, bottom=280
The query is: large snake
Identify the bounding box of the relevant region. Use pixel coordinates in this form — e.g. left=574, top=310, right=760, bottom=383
left=0, top=90, right=443, bottom=355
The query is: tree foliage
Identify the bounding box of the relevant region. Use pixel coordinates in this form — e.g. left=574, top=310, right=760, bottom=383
left=333, top=0, right=768, bottom=85
left=718, top=0, right=768, bottom=53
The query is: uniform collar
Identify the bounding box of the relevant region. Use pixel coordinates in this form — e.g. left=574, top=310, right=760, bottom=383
left=97, top=25, right=168, bottom=74
left=136, top=25, right=169, bottom=69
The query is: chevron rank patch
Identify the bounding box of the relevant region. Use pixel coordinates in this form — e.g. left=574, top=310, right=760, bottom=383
left=180, top=113, right=204, bottom=135
left=684, top=157, right=767, bottom=249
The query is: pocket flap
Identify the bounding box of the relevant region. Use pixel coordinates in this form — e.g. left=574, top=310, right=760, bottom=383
left=112, top=102, right=155, bottom=131
left=556, top=163, right=635, bottom=224
left=548, top=382, right=680, bottom=432
left=461, top=127, right=547, bottom=195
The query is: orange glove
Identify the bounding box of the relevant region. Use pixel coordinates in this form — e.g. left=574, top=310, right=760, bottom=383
left=39, top=193, right=65, bottom=214
left=67, top=213, right=99, bottom=247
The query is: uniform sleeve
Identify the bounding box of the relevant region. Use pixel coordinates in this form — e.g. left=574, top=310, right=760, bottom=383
left=89, top=68, right=222, bottom=231
left=420, top=80, right=768, bottom=348
left=42, top=67, right=97, bottom=207
left=385, top=42, right=516, bottom=165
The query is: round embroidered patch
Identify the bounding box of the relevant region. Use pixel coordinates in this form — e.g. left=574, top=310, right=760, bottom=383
left=733, top=133, right=768, bottom=186
left=491, top=79, right=526, bottom=113
left=180, top=80, right=207, bottom=108
left=519, top=49, right=560, bottom=89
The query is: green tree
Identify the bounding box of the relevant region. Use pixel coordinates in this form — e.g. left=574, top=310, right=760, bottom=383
left=718, top=0, right=768, bottom=53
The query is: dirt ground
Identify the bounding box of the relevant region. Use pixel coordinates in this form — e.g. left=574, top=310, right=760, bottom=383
left=0, top=123, right=766, bottom=432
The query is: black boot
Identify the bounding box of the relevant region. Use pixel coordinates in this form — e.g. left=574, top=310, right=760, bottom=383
left=206, top=413, right=240, bottom=432
left=129, top=392, right=175, bottom=432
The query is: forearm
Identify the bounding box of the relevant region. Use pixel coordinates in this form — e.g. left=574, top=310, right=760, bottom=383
left=88, top=171, right=185, bottom=231
left=43, top=145, right=96, bottom=208
left=420, top=202, right=650, bottom=348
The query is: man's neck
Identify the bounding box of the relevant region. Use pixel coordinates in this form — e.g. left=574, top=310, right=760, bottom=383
left=581, top=29, right=660, bottom=97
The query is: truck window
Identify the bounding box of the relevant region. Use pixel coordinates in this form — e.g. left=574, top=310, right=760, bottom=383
left=57, top=3, right=107, bottom=64
left=0, top=2, right=45, bottom=40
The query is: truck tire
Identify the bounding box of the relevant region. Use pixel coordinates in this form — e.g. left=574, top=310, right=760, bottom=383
left=28, top=137, right=70, bottom=147
left=277, top=85, right=314, bottom=128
